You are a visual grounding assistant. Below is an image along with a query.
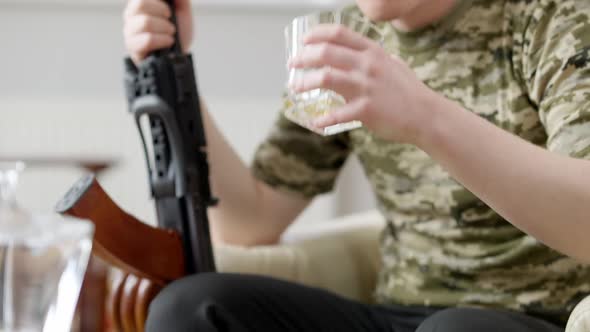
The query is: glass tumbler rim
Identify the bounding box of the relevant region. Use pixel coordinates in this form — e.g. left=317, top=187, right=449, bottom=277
left=284, top=9, right=388, bottom=64
left=284, top=9, right=385, bottom=37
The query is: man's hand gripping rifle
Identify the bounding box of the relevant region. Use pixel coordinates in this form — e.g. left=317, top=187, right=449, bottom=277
left=55, top=0, right=217, bottom=284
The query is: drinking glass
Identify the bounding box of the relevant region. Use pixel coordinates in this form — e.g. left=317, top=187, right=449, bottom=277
left=285, top=10, right=385, bottom=135
left=0, top=162, right=93, bottom=332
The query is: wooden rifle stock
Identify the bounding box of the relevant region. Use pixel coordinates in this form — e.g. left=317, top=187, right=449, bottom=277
left=55, top=174, right=186, bottom=285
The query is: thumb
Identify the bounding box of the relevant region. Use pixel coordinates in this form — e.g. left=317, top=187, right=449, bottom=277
left=171, top=0, right=194, bottom=53
left=175, top=0, right=191, bottom=11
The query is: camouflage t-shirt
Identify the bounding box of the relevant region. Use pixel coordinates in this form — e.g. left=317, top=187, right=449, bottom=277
left=252, top=0, right=590, bottom=323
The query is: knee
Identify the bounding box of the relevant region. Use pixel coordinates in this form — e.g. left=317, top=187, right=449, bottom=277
left=416, top=308, right=495, bottom=332
left=145, top=273, right=249, bottom=331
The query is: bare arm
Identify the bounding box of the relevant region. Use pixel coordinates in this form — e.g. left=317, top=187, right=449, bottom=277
left=420, top=96, right=590, bottom=263
left=293, top=24, right=590, bottom=263
left=201, top=105, right=310, bottom=246
left=123, top=0, right=309, bottom=246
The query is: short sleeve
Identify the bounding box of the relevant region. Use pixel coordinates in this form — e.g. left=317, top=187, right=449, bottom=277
left=517, top=0, right=590, bottom=159
left=252, top=98, right=352, bottom=198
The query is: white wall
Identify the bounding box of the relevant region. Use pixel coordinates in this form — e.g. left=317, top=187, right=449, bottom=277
left=0, top=1, right=375, bottom=227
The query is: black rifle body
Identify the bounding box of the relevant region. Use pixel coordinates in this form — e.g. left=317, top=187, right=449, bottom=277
left=124, top=1, right=216, bottom=274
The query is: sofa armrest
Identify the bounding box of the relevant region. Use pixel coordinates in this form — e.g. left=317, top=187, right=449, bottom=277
left=566, top=295, right=590, bottom=332
left=214, top=210, right=385, bottom=303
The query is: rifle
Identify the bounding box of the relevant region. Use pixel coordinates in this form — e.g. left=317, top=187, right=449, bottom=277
left=56, top=0, right=216, bottom=290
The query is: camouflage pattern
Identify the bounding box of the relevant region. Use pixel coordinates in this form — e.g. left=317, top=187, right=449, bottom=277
left=252, top=0, right=590, bottom=324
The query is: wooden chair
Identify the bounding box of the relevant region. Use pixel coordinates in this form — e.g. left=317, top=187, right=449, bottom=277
left=56, top=175, right=185, bottom=332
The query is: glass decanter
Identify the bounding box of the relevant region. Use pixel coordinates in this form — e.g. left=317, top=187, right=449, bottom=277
left=0, top=162, right=94, bottom=332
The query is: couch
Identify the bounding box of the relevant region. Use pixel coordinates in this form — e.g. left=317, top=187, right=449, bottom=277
left=214, top=210, right=590, bottom=332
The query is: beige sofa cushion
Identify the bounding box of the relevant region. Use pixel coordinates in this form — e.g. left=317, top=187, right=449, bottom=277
left=214, top=210, right=384, bottom=302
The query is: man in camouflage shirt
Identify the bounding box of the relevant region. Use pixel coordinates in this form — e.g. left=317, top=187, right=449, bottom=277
left=257, top=0, right=590, bottom=322
left=124, top=0, right=590, bottom=331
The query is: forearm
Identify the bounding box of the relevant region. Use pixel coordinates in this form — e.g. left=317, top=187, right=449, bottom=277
left=121, top=0, right=305, bottom=245
left=418, top=94, right=590, bottom=262
left=201, top=102, right=308, bottom=246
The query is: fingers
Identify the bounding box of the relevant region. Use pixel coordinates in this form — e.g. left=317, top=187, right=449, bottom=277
left=291, top=68, right=366, bottom=100
left=124, top=0, right=177, bottom=63
left=313, top=98, right=368, bottom=128
left=289, top=43, right=360, bottom=71
left=175, top=0, right=191, bottom=11
left=304, top=25, right=371, bottom=51
left=126, top=33, right=175, bottom=63
left=124, top=0, right=171, bottom=20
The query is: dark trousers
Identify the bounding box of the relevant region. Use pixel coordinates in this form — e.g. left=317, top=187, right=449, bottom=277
left=146, top=273, right=563, bottom=332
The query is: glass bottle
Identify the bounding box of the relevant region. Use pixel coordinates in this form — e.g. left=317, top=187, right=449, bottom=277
left=0, top=162, right=94, bottom=332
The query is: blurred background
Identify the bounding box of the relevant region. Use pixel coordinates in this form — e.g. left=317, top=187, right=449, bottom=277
left=0, top=0, right=375, bottom=230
